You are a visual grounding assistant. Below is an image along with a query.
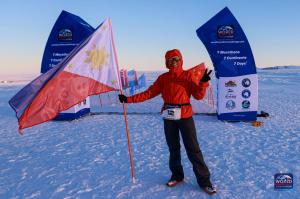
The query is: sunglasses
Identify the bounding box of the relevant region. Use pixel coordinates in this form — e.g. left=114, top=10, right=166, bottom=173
left=167, top=56, right=181, bottom=62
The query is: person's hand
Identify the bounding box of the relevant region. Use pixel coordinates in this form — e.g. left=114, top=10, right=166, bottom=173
left=200, top=69, right=212, bottom=82
left=118, top=94, right=127, bottom=103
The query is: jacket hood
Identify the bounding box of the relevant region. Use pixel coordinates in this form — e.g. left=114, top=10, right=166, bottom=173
left=165, top=49, right=183, bottom=75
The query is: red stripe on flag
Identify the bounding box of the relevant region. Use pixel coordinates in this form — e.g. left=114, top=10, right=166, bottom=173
left=188, top=63, right=206, bottom=85
left=19, top=71, right=117, bottom=130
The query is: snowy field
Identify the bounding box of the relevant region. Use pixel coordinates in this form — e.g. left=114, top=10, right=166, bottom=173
left=0, top=69, right=299, bottom=198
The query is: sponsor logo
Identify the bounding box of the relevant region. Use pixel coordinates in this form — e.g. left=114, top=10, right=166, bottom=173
left=242, top=100, right=250, bottom=109
left=58, top=28, right=73, bottom=41
left=242, top=89, right=251, bottom=98
left=274, top=173, right=293, bottom=190
left=168, top=110, right=175, bottom=116
left=225, top=81, right=237, bottom=87
left=217, top=25, right=234, bottom=39
left=242, top=78, right=251, bottom=87
left=225, top=89, right=236, bottom=99
left=226, top=100, right=236, bottom=110
left=225, top=93, right=236, bottom=99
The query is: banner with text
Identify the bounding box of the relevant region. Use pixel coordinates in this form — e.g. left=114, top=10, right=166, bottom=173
left=40, top=10, right=95, bottom=120
left=196, top=7, right=258, bottom=121
left=41, top=10, right=95, bottom=73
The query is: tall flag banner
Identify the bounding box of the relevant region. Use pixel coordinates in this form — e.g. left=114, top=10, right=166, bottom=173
left=196, top=7, right=258, bottom=121
left=127, top=70, right=138, bottom=87
left=40, top=10, right=95, bottom=120
left=137, top=73, right=146, bottom=89
left=41, top=10, right=95, bottom=73
left=128, top=70, right=138, bottom=95
left=120, top=69, right=129, bottom=89
left=9, top=18, right=121, bottom=131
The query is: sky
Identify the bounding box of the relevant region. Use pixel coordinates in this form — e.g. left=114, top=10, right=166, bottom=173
left=0, top=0, right=300, bottom=74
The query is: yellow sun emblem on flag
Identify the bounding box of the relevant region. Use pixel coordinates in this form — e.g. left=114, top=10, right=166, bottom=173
left=67, top=63, right=73, bottom=70
left=101, top=24, right=107, bottom=30
left=85, top=45, right=109, bottom=70
left=111, top=80, right=117, bottom=86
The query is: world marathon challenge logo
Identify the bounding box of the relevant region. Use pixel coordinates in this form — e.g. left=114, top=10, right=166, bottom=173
left=58, top=28, right=73, bottom=41
left=274, top=173, right=293, bottom=190
left=217, top=25, right=234, bottom=40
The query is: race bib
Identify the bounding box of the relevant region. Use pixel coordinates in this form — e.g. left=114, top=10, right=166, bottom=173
left=162, top=105, right=181, bottom=120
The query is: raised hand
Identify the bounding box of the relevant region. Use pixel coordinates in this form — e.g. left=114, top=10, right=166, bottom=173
left=118, top=94, right=128, bottom=103
left=200, top=69, right=212, bottom=82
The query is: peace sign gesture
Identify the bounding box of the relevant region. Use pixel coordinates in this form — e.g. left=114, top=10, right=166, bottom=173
left=200, top=69, right=212, bottom=82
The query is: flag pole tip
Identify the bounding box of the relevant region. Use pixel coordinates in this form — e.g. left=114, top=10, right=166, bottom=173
left=132, top=177, right=136, bottom=184
left=18, top=128, right=24, bottom=135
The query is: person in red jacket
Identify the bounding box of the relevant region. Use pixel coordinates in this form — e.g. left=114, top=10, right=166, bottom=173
left=118, top=49, right=216, bottom=195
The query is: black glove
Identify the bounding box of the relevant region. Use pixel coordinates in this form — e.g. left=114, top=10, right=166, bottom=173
left=200, top=69, right=212, bottom=82
left=118, top=94, right=127, bottom=103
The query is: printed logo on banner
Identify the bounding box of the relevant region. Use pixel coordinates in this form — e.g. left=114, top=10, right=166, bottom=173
left=227, top=88, right=234, bottom=93
left=217, top=25, right=234, bottom=39
left=242, top=78, right=251, bottom=87
left=225, top=94, right=236, bottom=99
left=226, top=89, right=236, bottom=99
left=274, top=173, right=293, bottom=190
left=242, top=100, right=250, bottom=109
left=242, top=89, right=251, bottom=98
left=225, top=80, right=237, bottom=87
left=226, top=100, right=236, bottom=110
left=58, top=28, right=73, bottom=41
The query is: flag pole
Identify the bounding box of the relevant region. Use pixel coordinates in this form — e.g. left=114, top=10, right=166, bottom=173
left=120, top=93, right=136, bottom=183
left=109, top=18, right=136, bottom=183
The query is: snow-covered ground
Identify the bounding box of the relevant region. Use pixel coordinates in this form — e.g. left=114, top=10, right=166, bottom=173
left=0, top=69, right=299, bottom=198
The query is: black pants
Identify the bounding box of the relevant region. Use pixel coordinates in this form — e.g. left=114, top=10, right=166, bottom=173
left=164, top=117, right=211, bottom=187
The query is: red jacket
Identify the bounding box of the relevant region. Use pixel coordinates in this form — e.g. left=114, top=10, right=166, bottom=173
left=127, top=49, right=208, bottom=118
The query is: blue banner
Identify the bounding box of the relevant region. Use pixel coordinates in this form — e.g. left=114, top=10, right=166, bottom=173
left=196, top=7, right=258, bottom=121
left=137, top=73, right=146, bottom=89
left=127, top=70, right=138, bottom=95
left=41, top=10, right=95, bottom=73
left=40, top=10, right=95, bottom=120
left=128, top=70, right=138, bottom=87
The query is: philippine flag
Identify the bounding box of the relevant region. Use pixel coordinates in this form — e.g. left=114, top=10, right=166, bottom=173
left=9, top=18, right=121, bottom=132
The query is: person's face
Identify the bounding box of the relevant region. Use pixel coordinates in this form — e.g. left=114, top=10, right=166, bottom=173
left=166, top=56, right=181, bottom=68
